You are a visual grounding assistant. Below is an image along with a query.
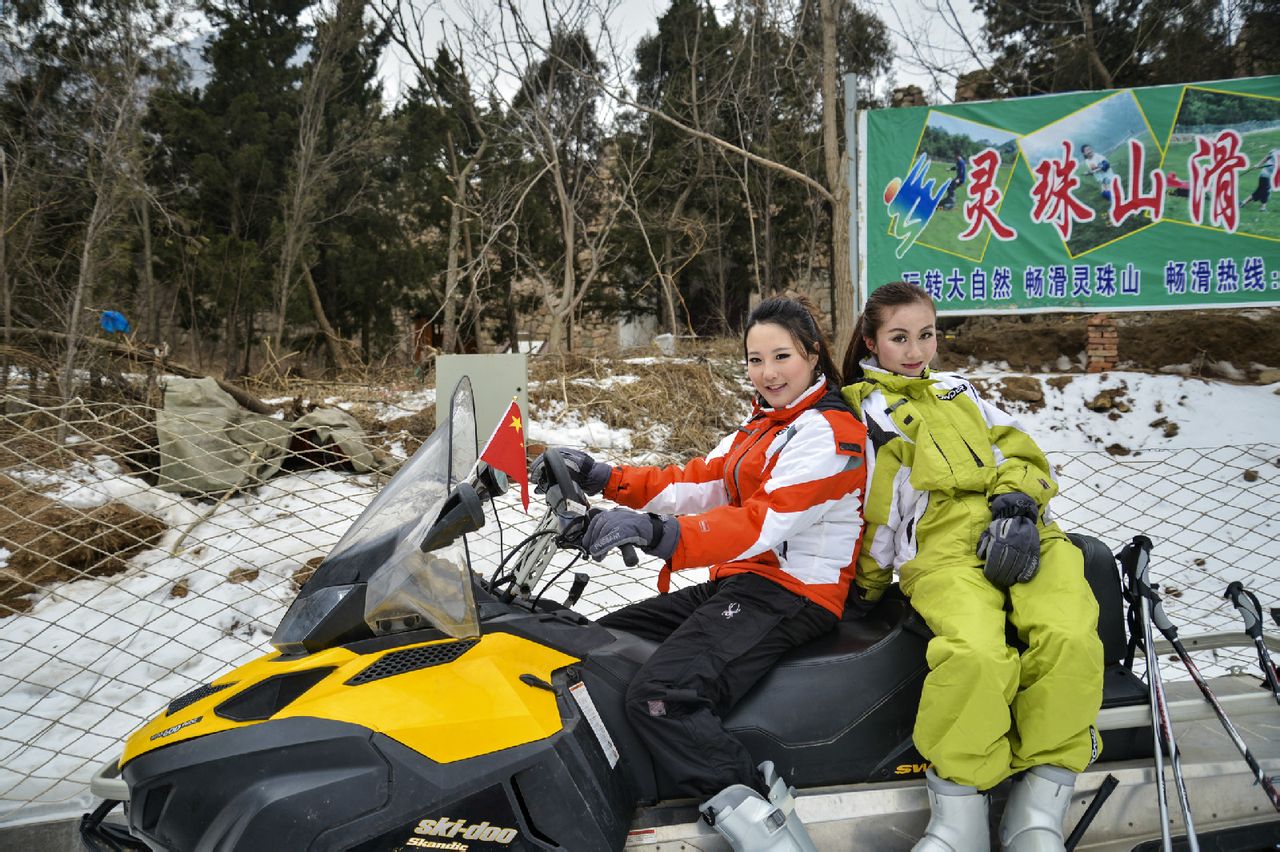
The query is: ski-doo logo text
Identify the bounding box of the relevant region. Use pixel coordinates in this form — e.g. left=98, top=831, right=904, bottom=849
left=150, top=716, right=202, bottom=741
left=722, top=602, right=741, bottom=619
left=412, top=818, right=518, bottom=845
left=937, top=384, right=968, bottom=401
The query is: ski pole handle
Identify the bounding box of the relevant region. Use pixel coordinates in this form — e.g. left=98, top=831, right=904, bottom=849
left=620, top=544, right=639, bottom=567
left=1119, top=535, right=1154, bottom=592
left=1149, top=589, right=1177, bottom=639
left=1124, top=536, right=1177, bottom=638
left=1224, top=581, right=1264, bottom=639
left=1130, top=535, right=1154, bottom=585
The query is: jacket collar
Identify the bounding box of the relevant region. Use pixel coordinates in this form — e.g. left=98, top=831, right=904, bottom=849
left=752, top=376, right=829, bottom=421
left=858, top=358, right=939, bottom=395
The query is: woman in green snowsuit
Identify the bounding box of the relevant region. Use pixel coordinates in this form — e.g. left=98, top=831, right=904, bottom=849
left=841, top=282, right=1103, bottom=852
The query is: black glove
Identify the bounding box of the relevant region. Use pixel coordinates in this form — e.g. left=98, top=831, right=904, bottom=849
left=990, top=491, right=1039, bottom=522
left=582, top=508, right=679, bottom=561
left=530, top=448, right=612, bottom=496
left=977, top=516, right=1040, bottom=587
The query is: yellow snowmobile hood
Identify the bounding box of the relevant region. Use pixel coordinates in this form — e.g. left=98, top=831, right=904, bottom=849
left=121, top=632, right=578, bottom=768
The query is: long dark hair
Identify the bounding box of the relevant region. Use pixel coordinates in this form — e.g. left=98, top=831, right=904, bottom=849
left=842, top=282, right=936, bottom=380
left=743, top=296, right=841, bottom=387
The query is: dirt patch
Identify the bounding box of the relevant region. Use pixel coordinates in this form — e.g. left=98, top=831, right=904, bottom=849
left=1116, top=310, right=1280, bottom=375
left=1046, top=376, right=1075, bottom=393
left=0, top=475, right=166, bottom=617
left=937, top=314, right=1088, bottom=372
left=935, top=308, right=1280, bottom=380
left=1086, top=384, right=1130, bottom=412
left=0, top=401, right=159, bottom=481
left=228, top=567, right=260, bottom=584
left=383, top=409, right=436, bottom=457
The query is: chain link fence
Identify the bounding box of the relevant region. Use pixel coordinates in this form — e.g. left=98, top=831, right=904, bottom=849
left=0, top=388, right=1276, bottom=825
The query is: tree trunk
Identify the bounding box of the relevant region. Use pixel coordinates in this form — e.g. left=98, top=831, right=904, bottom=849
left=137, top=198, right=159, bottom=342
left=302, top=263, right=352, bottom=371
left=59, top=191, right=111, bottom=409
left=224, top=277, right=241, bottom=378
left=821, top=0, right=855, bottom=361
left=442, top=185, right=462, bottom=353
left=1078, top=0, right=1115, bottom=89
left=545, top=167, right=577, bottom=354
left=0, top=148, right=10, bottom=394
left=503, top=253, right=519, bottom=354
left=241, top=308, right=255, bottom=375
left=712, top=187, right=729, bottom=333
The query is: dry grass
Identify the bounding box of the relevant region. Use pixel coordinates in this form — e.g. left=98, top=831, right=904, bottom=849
left=0, top=400, right=158, bottom=478
left=529, top=339, right=750, bottom=462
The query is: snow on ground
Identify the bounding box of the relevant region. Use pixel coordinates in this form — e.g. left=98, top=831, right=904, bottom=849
left=976, top=368, right=1280, bottom=453
left=0, top=368, right=1277, bottom=821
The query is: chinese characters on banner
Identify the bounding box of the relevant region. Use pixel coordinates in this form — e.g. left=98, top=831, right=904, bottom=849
left=861, top=76, right=1280, bottom=313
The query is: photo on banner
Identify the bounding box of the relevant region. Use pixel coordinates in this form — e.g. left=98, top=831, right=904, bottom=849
left=901, top=113, right=1020, bottom=263
left=1162, top=86, right=1280, bottom=241
left=1017, top=91, right=1162, bottom=258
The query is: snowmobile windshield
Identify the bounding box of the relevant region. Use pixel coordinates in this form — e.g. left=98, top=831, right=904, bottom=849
left=315, top=379, right=481, bottom=640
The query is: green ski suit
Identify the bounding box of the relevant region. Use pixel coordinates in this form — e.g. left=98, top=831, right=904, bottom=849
left=842, top=364, right=1103, bottom=790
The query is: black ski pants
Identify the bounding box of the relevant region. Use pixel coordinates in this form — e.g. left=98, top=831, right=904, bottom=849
left=596, top=572, right=836, bottom=798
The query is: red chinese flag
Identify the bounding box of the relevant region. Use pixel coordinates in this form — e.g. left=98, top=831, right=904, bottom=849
left=480, top=399, right=530, bottom=511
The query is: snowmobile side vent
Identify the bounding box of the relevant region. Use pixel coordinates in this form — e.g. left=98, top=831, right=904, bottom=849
left=167, top=682, right=235, bottom=717
left=346, top=639, right=480, bottom=686
left=214, top=667, right=337, bottom=722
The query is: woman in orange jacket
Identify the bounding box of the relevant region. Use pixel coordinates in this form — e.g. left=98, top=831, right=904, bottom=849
left=532, top=297, right=867, bottom=850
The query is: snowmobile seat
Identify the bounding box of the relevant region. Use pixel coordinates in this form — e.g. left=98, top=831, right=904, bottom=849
left=590, top=534, right=1148, bottom=797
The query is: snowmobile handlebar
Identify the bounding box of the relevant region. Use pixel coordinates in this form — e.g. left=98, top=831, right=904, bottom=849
left=493, top=448, right=638, bottom=609
left=539, top=449, right=638, bottom=566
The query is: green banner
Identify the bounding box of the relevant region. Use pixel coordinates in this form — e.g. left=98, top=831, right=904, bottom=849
left=860, top=76, right=1280, bottom=313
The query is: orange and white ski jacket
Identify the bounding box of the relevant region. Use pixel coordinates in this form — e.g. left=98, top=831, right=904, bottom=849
left=603, top=378, right=867, bottom=616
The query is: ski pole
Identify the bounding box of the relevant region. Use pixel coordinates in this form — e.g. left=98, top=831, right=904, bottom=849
left=1224, top=581, right=1280, bottom=705
left=1120, top=536, right=1184, bottom=852
left=1149, top=577, right=1280, bottom=813
left=1137, top=539, right=1201, bottom=850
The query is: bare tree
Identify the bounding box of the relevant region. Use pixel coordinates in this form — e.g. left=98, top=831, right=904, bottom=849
left=552, top=0, right=889, bottom=353
left=271, top=0, right=378, bottom=371
left=375, top=1, right=493, bottom=354
left=502, top=17, right=619, bottom=353
left=52, top=6, right=163, bottom=414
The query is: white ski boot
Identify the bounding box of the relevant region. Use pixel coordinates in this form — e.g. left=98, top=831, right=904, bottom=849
left=998, top=765, right=1076, bottom=852
left=699, top=761, right=818, bottom=852
left=912, top=767, right=991, bottom=852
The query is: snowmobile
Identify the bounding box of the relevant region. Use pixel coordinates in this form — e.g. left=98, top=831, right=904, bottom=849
left=84, top=379, right=1280, bottom=850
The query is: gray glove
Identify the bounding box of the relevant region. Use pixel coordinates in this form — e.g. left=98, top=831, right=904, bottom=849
left=582, top=508, right=679, bottom=561
left=990, top=491, right=1039, bottom=522
left=530, top=448, right=612, bottom=496
left=977, top=516, right=1040, bottom=587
